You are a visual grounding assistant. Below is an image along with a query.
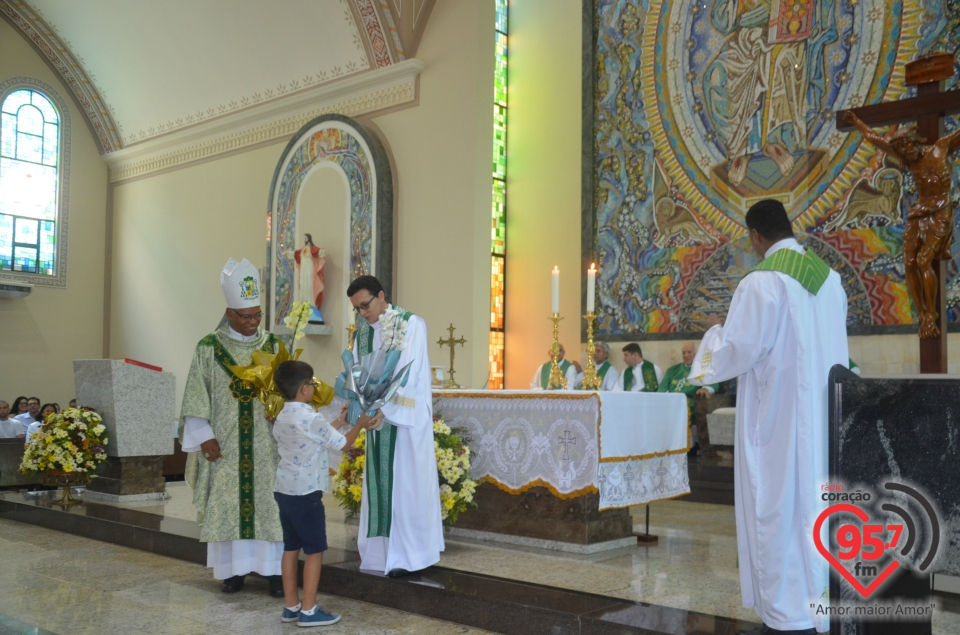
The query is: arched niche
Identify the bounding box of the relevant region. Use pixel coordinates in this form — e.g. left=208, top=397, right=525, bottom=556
left=265, top=114, right=394, bottom=345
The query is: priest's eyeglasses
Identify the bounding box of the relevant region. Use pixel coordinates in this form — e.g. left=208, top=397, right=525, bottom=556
left=229, top=309, right=263, bottom=322
left=353, top=297, right=377, bottom=313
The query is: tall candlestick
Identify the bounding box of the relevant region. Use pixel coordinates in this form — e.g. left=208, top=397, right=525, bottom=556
left=552, top=266, right=560, bottom=314
left=587, top=263, right=596, bottom=313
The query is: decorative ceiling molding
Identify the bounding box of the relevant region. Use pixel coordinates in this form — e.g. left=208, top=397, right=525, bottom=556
left=0, top=0, right=122, bottom=153
left=351, top=0, right=404, bottom=67
left=104, top=59, right=424, bottom=183
left=384, top=0, right=436, bottom=58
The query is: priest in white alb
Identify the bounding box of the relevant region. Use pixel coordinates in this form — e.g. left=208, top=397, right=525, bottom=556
left=179, top=258, right=285, bottom=596
left=347, top=275, right=444, bottom=577
left=688, top=200, right=847, bottom=635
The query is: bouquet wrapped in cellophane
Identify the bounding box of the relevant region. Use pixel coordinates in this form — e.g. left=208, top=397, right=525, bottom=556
left=334, top=347, right=412, bottom=425
left=227, top=305, right=334, bottom=418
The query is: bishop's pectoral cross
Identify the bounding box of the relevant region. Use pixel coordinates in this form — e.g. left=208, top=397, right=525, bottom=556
left=437, top=324, right=467, bottom=389
left=837, top=53, right=960, bottom=374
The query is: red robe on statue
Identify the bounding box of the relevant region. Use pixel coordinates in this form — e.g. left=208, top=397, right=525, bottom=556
left=293, top=245, right=325, bottom=309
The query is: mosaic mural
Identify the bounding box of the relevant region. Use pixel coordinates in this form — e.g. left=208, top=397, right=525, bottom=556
left=591, top=0, right=960, bottom=336
left=271, top=122, right=375, bottom=327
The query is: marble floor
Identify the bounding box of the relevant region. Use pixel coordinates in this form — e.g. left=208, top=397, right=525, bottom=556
left=13, top=482, right=960, bottom=635
left=0, top=516, right=493, bottom=635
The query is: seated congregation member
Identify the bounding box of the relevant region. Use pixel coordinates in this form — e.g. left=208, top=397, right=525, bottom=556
left=10, top=397, right=28, bottom=417
left=25, top=403, right=57, bottom=443
left=574, top=343, right=619, bottom=391
left=0, top=401, right=23, bottom=439
left=15, top=397, right=40, bottom=436
left=271, top=360, right=379, bottom=627
left=613, top=343, right=662, bottom=392
left=530, top=344, right=580, bottom=390
left=69, top=399, right=78, bottom=408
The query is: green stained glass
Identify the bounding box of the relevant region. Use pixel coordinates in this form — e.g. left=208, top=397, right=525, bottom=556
left=493, top=104, right=506, bottom=179
left=489, top=0, right=508, bottom=389
left=1, top=89, right=60, bottom=276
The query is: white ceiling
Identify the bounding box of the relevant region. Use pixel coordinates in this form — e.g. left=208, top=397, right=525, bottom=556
left=26, top=0, right=370, bottom=146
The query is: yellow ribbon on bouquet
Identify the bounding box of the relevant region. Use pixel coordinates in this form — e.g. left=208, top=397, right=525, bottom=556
left=227, top=339, right=334, bottom=419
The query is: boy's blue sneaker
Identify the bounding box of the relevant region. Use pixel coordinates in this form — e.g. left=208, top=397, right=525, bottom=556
left=281, top=606, right=301, bottom=623
left=298, top=606, right=341, bottom=627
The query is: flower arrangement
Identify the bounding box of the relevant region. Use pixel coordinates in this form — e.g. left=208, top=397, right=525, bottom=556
left=20, top=408, right=108, bottom=475
left=283, top=300, right=312, bottom=341
left=332, top=415, right=477, bottom=524
left=378, top=305, right=409, bottom=351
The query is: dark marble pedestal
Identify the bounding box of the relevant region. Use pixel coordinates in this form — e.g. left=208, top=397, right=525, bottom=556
left=450, top=483, right=634, bottom=552
left=84, top=456, right=166, bottom=501
left=829, top=367, right=960, bottom=635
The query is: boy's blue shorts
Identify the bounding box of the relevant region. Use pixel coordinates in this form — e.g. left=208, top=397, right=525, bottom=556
left=273, top=490, right=328, bottom=554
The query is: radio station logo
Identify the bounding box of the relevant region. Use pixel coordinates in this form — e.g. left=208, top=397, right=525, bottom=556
left=814, top=480, right=940, bottom=606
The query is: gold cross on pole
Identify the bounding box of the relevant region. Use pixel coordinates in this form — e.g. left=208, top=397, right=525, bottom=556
left=345, top=321, right=358, bottom=352
left=437, top=323, right=467, bottom=389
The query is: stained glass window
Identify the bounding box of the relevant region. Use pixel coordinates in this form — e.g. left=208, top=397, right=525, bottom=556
left=489, top=0, right=508, bottom=389
left=0, top=89, right=60, bottom=276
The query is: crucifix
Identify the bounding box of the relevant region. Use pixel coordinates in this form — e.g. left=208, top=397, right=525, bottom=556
left=837, top=53, right=960, bottom=374
left=437, top=323, right=467, bottom=389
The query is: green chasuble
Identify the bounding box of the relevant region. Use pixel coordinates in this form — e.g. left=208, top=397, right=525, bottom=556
left=597, top=361, right=611, bottom=380
left=623, top=360, right=658, bottom=392
left=658, top=363, right=718, bottom=424
left=540, top=359, right=573, bottom=389
left=180, top=325, right=282, bottom=543
left=355, top=308, right=412, bottom=538
left=751, top=247, right=830, bottom=295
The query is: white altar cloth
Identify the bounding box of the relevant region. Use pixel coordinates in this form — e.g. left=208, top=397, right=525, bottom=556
left=434, top=390, right=690, bottom=510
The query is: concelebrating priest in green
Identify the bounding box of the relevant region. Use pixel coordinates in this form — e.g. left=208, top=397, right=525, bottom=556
left=658, top=341, right=717, bottom=418
left=179, top=257, right=285, bottom=596
left=348, top=275, right=444, bottom=577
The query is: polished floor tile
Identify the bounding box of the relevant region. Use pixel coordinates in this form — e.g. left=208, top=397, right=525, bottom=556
left=0, top=518, right=493, bottom=635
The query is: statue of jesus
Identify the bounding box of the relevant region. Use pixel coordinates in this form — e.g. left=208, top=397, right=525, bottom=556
left=290, top=234, right=325, bottom=324
left=842, top=110, right=960, bottom=338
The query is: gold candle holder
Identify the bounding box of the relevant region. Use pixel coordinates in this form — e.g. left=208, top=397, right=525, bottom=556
left=547, top=313, right=567, bottom=390
left=346, top=321, right=358, bottom=352
left=580, top=312, right=601, bottom=390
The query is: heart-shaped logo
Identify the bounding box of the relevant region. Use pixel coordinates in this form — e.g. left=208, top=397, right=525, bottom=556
left=813, top=503, right=899, bottom=598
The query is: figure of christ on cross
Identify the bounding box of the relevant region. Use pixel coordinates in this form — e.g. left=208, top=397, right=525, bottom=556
left=837, top=53, right=960, bottom=372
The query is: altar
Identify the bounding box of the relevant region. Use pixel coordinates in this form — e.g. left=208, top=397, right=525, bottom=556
left=434, top=390, right=689, bottom=552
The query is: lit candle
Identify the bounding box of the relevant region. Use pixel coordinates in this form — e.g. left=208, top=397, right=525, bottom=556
left=551, top=266, right=560, bottom=314
left=587, top=263, right=596, bottom=313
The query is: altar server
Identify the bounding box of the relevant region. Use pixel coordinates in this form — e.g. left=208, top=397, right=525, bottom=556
left=689, top=199, right=847, bottom=634
left=348, top=275, right=444, bottom=577
left=530, top=344, right=580, bottom=390
left=613, top=343, right=662, bottom=392
left=179, top=258, right=285, bottom=596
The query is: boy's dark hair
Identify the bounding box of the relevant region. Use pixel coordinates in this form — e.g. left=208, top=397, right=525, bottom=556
left=745, top=199, right=795, bottom=242
left=622, top=343, right=643, bottom=356
left=347, top=275, right=385, bottom=299
left=274, top=360, right=315, bottom=400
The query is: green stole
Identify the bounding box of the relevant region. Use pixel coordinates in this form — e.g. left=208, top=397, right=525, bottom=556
left=597, top=361, right=611, bottom=380
left=751, top=247, right=830, bottom=295
left=356, top=308, right=412, bottom=538
left=623, top=360, right=658, bottom=392
left=202, top=330, right=279, bottom=540
left=540, top=359, right=572, bottom=389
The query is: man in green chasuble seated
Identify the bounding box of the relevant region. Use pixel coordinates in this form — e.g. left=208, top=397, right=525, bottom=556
left=347, top=275, right=444, bottom=577
left=659, top=342, right=718, bottom=419
left=530, top=343, right=581, bottom=390
left=179, top=257, right=285, bottom=596
left=613, top=343, right=663, bottom=392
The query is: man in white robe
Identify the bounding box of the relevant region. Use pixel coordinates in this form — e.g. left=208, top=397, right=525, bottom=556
left=347, top=275, right=444, bottom=577
left=689, top=200, right=847, bottom=635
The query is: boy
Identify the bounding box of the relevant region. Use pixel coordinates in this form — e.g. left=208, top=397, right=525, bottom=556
left=272, top=360, right=380, bottom=627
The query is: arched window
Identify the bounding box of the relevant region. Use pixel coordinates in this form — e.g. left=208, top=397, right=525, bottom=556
left=0, top=79, right=70, bottom=286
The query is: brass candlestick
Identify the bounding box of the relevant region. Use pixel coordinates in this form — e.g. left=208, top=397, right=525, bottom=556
left=437, top=324, right=467, bottom=389
left=580, top=312, right=601, bottom=390
left=547, top=313, right=567, bottom=390
left=345, top=321, right=358, bottom=351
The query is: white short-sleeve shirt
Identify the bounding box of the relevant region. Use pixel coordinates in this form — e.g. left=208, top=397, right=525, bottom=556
left=272, top=401, right=347, bottom=496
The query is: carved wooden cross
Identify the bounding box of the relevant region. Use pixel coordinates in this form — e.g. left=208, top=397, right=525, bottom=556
left=837, top=54, right=960, bottom=373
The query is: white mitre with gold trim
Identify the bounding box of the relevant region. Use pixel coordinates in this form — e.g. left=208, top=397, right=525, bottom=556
left=221, top=257, right=261, bottom=309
